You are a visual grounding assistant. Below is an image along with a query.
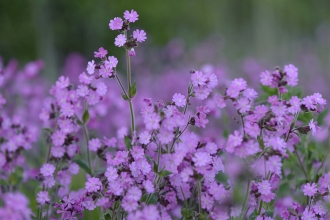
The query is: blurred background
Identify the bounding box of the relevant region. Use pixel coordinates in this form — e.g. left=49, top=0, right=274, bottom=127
left=1, top=0, right=330, bottom=82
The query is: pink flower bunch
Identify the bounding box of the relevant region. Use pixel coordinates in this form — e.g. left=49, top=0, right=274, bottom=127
left=0, top=9, right=329, bottom=220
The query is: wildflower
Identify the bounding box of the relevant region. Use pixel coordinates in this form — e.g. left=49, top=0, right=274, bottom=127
left=104, top=56, right=118, bottom=69
left=51, top=146, right=65, bottom=158
left=124, top=9, right=139, bottom=23
left=77, top=85, right=89, bottom=97
left=260, top=70, right=273, bottom=86
left=36, top=191, right=50, bottom=205
left=56, top=76, right=70, bottom=89
left=94, top=47, right=108, bottom=58
left=301, top=207, right=317, bottom=220
left=83, top=197, right=96, bottom=210
left=68, top=163, right=79, bottom=175
left=133, top=29, right=147, bottom=42
left=85, top=177, right=102, bottom=193
left=40, top=163, right=55, bottom=177
left=51, top=130, right=66, bottom=146
left=109, top=17, right=123, bottom=30
left=191, top=71, right=207, bottom=87
left=139, top=131, right=151, bottom=145
left=214, top=94, right=226, bottom=108
left=284, top=64, right=298, bottom=87
left=96, top=82, right=107, bottom=96
left=114, top=34, right=126, bottom=47
left=303, top=183, right=317, bottom=197
left=105, top=166, right=118, bottom=182
left=257, top=180, right=271, bottom=195
left=99, top=65, right=113, bottom=78
left=89, top=138, right=102, bottom=151
left=192, top=152, right=212, bottom=167
left=86, top=60, right=95, bottom=75
left=126, top=186, right=142, bottom=201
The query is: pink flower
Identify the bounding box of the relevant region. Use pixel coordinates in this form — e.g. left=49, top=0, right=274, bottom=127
left=40, top=163, right=55, bottom=177
left=0, top=93, right=6, bottom=108
left=257, top=180, right=271, bottom=195
left=131, top=146, right=145, bottom=160
left=172, top=93, right=186, bottom=107
left=260, top=70, right=273, bottom=86
left=89, top=138, right=102, bottom=151
left=309, top=119, right=320, bottom=136
left=266, top=156, right=282, bottom=176
left=51, top=130, right=66, bottom=146
left=86, top=60, right=95, bottom=75
left=142, top=205, right=160, bottom=220
left=105, top=166, right=118, bottom=182
left=77, top=85, right=89, bottom=97
left=243, top=88, right=258, bottom=100
left=288, top=96, right=301, bottom=113
left=205, top=72, right=218, bottom=88
left=85, top=177, right=102, bottom=193
left=313, top=201, right=326, bottom=215
left=214, top=94, right=226, bottom=108
left=36, top=191, right=50, bottom=205
left=79, top=72, right=92, bottom=84
left=99, top=65, right=113, bottom=78
left=104, top=56, right=118, bottom=69
left=301, top=207, right=317, bottom=220
left=195, top=113, right=209, bottom=128
left=236, top=98, right=251, bottom=114
left=144, top=113, right=160, bottom=130
left=126, top=186, right=142, bottom=201
left=121, top=197, right=138, bottom=212
left=96, top=82, right=107, bottom=96
left=139, top=131, right=151, bottom=145
left=191, top=71, right=207, bottom=87
left=193, top=152, right=212, bottom=167
left=56, top=76, right=69, bottom=89
left=284, top=64, right=298, bottom=87
left=303, top=183, right=317, bottom=197
left=51, top=146, right=65, bottom=158
left=94, top=47, right=108, bottom=58
left=115, top=34, right=126, bottom=47
left=109, top=17, right=123, bottom=30
left=201, top=193, right=214, bottom=211
left=124, top=9, right=139, bottom=23
left=133, top=29, right=147, bottom=42
left=68, top=163, right=79, bottom=175
left=82, top=197, right=96, bottom=210
left=0, top=153, right=6, bottom=168
left=158, top=128, right=175, bottom=144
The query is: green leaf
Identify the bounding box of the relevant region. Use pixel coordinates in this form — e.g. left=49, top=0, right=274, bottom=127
left=215, top=171, right=229, bottom=184
left=181, top=208, right=193, bottom=218
left=261, top=85, right=277, bottom=96
left=129, top=82, right=137, bottom=98
left=158, top=170, right=172, bottom=177
left=72, top=158, right=91, bottom=175
left=82, top=109, right=90, bottom=124
left=124, top=135, right=132, bottom=151
left=140, top=193, right=158, bottom=204
left=248, top=210, right=258, bottom=220
left=278, top=182, right=290, bottom=197
left=121, top=94, right=129, bottom=101
left=298, top=112, right=313, bottom=123
left=152, top=160, right=158, bottom=173
left=265, top=210, right=274, bottom=217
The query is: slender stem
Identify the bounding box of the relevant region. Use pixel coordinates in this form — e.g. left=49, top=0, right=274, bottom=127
left=240, top=179, right=251, bottom=220
left=294, top=150, right=308, bottom=180
left=128, top=100, right=135, bottom=135
left=126, top=49, right=132, bottom=90
left=169, top=118, right=190, bottom=152
left=115, top=74, right=128, bottom=98
left=83, top=124, right=92, bottom=174
left=197, top=180, right=202, bottom=213
left=257, top=201, right=263, bottom=215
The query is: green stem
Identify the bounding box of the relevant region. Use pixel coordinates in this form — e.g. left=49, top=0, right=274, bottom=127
left=128, top=100, right=135, bottom=135
left=240, top=179, right=251, bottom=219
left=83, top=124, right=92, bottom=174
left=294, top=149, right=308, bottom=180
left=169, top=118, right=190, bottom=152
left=115, top=74, right=129, bottom=98
left=257, top=201, right=263, bottom=215
left=197, top=180, right=202, bottom=214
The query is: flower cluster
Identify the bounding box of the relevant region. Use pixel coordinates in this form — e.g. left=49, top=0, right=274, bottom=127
left=0, top=9, right=329, bottom=220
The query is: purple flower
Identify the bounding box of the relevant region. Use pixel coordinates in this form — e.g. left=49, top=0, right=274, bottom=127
left=109, top=17, right=123, bottom=30
left=96, top=82, right=107, bottom=96
left=86, top=60, right=95, bottom=75
left=257, top=180, right=271, bottom=195
left=51, top=130, right=66, bottom=146
left=195, top=113, right=209, bottom=128
left=88, top=138, right=102, bottom=152
left=0, top=153, right=6, bottom=167
left=236, top=98, right=251, bottom=113
left=124, top=9, right=139, bottom=23
left=51, top=146, right=65, bottom=158
left=143, top=180, right=155, bottom=193
left=114, top=34, right=126, bottom=47
left=284, top=64, right=298, bottom=87
left=99, top=65, right=113, bottom=78
left=172, top=93, right=186, bottom=107
left=193, top=152, right=212, bottom=167
left=133, top=29, right=147, bottom=42
left=139, top=131, right=151, bottom=145
left=94, top=47, right=108, bottom=58
left=104, top=56, right=118, bottom=69
left=68, top=163, right=79, bottom=175
left=260, top=70, right=273, bottom=86
left=121, top=197, right=138, bottom=212
left=105, top=166, right=118, bottom=182
left=313, top=200, right=326, bottom=215
left=303, top=183, right=317, bottom=197
left=82, top=197, right=96, bottom=210
left=40, top=163, right=55, bottom=177
left=214, top=94, right=227, bottom=108
left=36, top=191, right=50, bottom=205
left=288, top=96, right=301, bottom=113
left=77, top=85, right=89, bottom=97
left=191, top=71, right=207, bottom=87
left=126, top=186, right=142, bottom=201
left=56, top=76, right=70, bottom=89
left=301, top=207, right=317, bottom=220
left=85, top=177, right=102, bottom=193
